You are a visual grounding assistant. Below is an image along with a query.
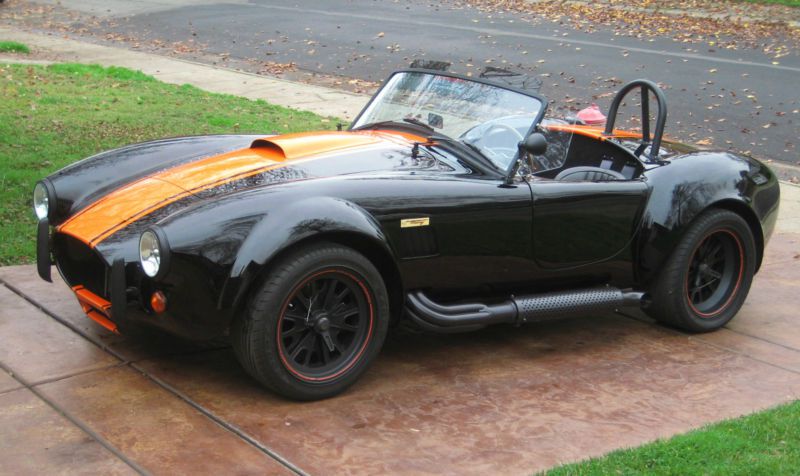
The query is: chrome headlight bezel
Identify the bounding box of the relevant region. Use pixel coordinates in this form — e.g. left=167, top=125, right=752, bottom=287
left=139, top=228, right=170, bottom=279
left=33, top=181, right=54, bottom=220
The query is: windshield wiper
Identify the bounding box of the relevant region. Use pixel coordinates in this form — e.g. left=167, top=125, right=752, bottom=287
left=402, top=117, right=436, bottom=132
left=351, top=120, right=396, bottom=131
left=459, top=140, right=491, bottom=162
left=352, top=118, right=434, bottom=133
left=430, top=136, right=502, bottom=176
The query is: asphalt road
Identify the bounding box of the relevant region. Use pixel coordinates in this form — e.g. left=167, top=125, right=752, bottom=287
left=19, top=0, right=800, bottom=166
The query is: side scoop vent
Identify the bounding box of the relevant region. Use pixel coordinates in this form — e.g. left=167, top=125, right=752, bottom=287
left=397, top=226, right=438, bottom=259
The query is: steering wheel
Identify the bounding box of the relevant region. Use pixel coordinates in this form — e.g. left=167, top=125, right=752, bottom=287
left=483, top=123, right=524, bottom=142
left=471, top=123, right=525, bottom=164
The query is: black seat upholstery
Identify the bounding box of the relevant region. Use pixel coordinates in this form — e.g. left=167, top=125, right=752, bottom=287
left=555, top=166, right=626, bottom=182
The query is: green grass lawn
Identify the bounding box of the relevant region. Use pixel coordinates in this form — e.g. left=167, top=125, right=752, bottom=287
left=547, top=400, right=800, bottom=475
left=741, top=0, right=800, bottom=6
left=0, top=41, right=30, bottom=54
left=0, top=63, right=334, bottom=265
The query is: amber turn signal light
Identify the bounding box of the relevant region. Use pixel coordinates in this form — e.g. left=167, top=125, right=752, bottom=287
left=150, top=290, right=167, bottom=314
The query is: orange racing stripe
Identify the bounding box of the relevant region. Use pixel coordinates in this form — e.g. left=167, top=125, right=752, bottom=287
left=58, top=148, right=286, bottom=247
left=57, top=131, right=395, bottom=247
left=542, top=123, right=644, bottom=141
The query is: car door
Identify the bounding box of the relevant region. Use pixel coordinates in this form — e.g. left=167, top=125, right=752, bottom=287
left=380, top=173, right=535, bottom=293
left=525, top=116, right=652, bottom=270
left=531, top=179, right=650, bottom=269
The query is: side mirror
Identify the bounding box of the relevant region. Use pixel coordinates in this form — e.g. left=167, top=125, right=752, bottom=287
left=519, top=132, right=547, bottom=156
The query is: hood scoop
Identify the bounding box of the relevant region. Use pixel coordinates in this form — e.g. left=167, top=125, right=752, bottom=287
left=250, top=131, right=384, bottom=161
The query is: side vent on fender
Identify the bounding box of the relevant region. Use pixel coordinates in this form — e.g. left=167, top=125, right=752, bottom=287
left=397, top=226, right=438, bottom=259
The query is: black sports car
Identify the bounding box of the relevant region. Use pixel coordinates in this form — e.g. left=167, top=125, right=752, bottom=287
left=33, top=68, right=779, bottom=400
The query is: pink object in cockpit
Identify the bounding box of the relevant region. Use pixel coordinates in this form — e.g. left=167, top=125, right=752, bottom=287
left=577, top=103, right=607, bottom=125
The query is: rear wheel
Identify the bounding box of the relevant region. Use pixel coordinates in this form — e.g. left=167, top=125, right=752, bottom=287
left=646, top=209, right=756, bottom=332
left=232, top=242, right=389, bottom=400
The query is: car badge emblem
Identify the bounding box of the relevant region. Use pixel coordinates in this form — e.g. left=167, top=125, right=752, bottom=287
left=400, top=217, right=430, bottom=228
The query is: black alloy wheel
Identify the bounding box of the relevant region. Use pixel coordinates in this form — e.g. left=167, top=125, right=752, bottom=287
left=646, top=209, right=756, bottom=332
left=277, top=270, right=373, bottom=382
left=232, top=242, right=389, bottom=400
left=685, top=230, right=744, bottom=318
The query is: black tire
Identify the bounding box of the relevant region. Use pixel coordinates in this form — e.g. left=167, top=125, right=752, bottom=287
left=232, top=242, right=390, bottom=400
left=646, top=209, right=756, bottom=333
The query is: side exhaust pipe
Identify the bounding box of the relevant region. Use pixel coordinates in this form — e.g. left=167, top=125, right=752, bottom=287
left=406, top=287, right=647, bottom=333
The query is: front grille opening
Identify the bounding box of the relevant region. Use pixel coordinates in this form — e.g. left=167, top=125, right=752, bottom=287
left=53, top=233, right=108, bottom=298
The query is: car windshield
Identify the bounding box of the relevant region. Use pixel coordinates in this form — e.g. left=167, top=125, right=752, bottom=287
left=352, top=71, right=544, bottom=169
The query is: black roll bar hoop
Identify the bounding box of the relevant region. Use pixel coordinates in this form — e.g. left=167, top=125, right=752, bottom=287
left=604, top=79, right=667, bottom=161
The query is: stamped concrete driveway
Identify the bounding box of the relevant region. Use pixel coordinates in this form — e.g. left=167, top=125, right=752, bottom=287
left=1, top=230, right=799, bottom=473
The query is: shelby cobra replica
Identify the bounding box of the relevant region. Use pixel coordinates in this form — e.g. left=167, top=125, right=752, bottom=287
left=34, top=68, right=779, bottom=400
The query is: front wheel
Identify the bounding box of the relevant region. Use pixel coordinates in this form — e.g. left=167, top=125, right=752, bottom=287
left=646, top=209, right=757, bottom=332
left=232, top=243, right=390, bottom=400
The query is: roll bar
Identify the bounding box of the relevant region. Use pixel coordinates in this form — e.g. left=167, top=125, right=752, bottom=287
left=604, top=79, right=667, bottom=162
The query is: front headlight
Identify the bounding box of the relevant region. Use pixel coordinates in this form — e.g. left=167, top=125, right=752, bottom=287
left=33, top=182, right=50, bottom=220
left=139, top=230, right=162, bottom=278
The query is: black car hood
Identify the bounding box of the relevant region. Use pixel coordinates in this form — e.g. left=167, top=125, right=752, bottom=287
left=47, top=134, right=262, bottom=221
left=54, top=130, right=435, bottom=257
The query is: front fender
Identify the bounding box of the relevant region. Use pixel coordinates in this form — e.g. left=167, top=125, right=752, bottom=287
left=220, top=196, right=394, bottom=310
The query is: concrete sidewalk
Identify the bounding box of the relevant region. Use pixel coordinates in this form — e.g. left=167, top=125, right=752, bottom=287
left=778, top=183, right=800, bottom=233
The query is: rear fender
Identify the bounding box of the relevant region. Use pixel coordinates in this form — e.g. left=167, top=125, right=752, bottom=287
left=636, top=151, right=777, bottom=285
